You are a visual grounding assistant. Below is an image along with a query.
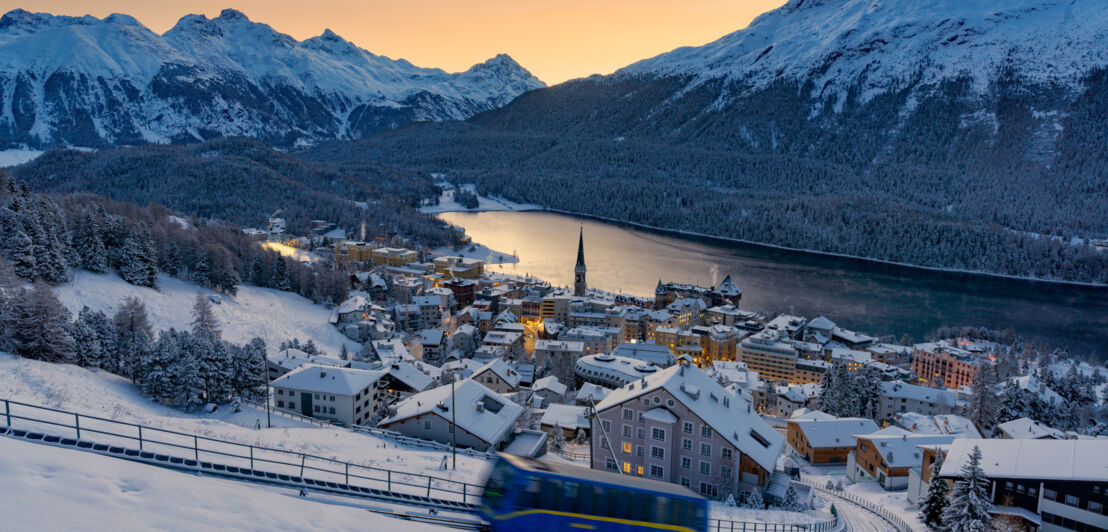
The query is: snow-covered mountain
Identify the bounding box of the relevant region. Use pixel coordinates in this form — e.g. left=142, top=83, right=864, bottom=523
left=623, top=0, right=1108, bottom=106
left=0, top=8, right=544, bottom=148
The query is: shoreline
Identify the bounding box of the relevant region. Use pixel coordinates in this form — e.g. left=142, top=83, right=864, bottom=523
left=432, top=204, right=1108, bottom=290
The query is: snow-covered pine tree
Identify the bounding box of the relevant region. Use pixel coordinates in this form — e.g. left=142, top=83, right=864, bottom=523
left=967, top=364, right=1000, bottom=433
left=69, top=319, right=103, bottom=368
left=273, top=256, right=291, bottom=291
left=942, top=445, right=993, bottom=532
left=249, top=255, right=265, bottom=286
left=857, top=366, right=883, bottom=420
left=73, top=207, right=108, bottom=273
left=920, top=452, right=949, bottom=529
left=551, top=422, right=566, bottom=450
left=7, top=282, right=75, bottom=362
left=112, top=296, right=154, bottom=382
left=781, top=484, right=801, bottom=512
left=80, top=306, right=117, bottom=372
left=193, top=251, right=213, bottom=288
left=118, top=234, right=149, bottom=286
left=725, top=494, right=737, bottom=508
left=142, top=330, right=181, bottom=401
left=162, top=242, right=182, bottom=277
left=10, top=230, right=36, bottom=279
left=744, top=489, right=764, bottom=509
left=172, top=331, right=204, bottom=407
left=191, top=292, right=222, bottom=342
left=302, top=339, right=319, bottom=355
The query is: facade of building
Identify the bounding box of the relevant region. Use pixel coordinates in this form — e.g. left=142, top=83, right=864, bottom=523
left=911, top=342, right=984, bottom=389
left=590, top=363, right=784, bottom=500
left=787, top=417, right=879, bottom=465
left=845, top=426, right=955, bottom=490
left=876, top=381, right=959, bottom=421
left=739, top=329, right=799, bottom=383
left=370, top=247, right=419, bottom=267
left=378, top=379, right=523, bottom=451
left=270, top=365, right=386, bottom=427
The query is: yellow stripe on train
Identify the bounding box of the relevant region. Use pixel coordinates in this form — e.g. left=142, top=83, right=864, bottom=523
left=490, top=508, right=699, bottom=532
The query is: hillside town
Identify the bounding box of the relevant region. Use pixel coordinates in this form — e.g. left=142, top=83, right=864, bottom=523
left=246, top=216, right=1108, bottom=531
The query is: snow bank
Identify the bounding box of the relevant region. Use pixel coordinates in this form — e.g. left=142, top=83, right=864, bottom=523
left=0, top=148, right=43, bottom=167
left=0, top=437, right=442, bottom=531
left=55, top=270, right=359, bottom=356
left=420, top=183, right=541, bottom=215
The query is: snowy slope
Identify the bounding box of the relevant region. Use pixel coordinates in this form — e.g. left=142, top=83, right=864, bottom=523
left=0, top=352, right=492, bottom=485
left=0, top=8, right=544, bottom=148
left=0, top=437, right=444, bottom=531
left=623, top=0, right=1108, bottom=102
left=55, top=270, right=360, bottom=357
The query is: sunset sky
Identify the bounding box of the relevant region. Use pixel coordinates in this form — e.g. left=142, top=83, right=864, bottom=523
left=4, top=0, right=787, bottom=84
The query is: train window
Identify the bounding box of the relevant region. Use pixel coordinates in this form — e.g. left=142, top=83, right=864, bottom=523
left=652, top=496, right=670, bottom=524
left=592, top=485, right=609, bottom=516
left=521, top=476, right=541, bottom=508
left=556, top=481, right=580, bottom=513
left=609, top=489, right=628, bottom=519
left=539, top=478, right=559, bottom=510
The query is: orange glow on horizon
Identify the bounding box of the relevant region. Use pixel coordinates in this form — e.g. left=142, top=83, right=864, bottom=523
left=9, top=0, right=788, bottom=84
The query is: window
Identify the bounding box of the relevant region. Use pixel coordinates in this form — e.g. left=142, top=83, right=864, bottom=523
left=424, top=420, right=432, bottom=430
left=681, top=457, right=691, bottom=469
left=653, top=397, right=661, bottom=404
left=637, top=446, right=644, bottom=458
left=277, top=400, right=285, bottom=408
left=277, top=389, right=284, bottom=396
left=1089, top=501, right=1103, bottom=514
left=623, top=462, right=631, bottom=474
left=682, top=438, right=692, bottom=451
left=636, top=466, right=644, bottom=476
left=330, top=395, right=335, bottom=402
left=314, top=394, right=320, bottom=399
left=701, top=426, right=713, bottom=438
left=652, top=428, right=666, bottom=441
left=623, top=408, right=634, bottom=420
left=651, top=446, right=665, bottom=459
left=622, top=442, right=632, bottom=454
left=701, top=443, right=712, bottom=457
left=601, top=439, right=609, bottom=449
left=329, top=407, right=335, bottom=414
left=699, top=461, right=711, bottom=475
left=683, top=422, right=693, bottom=434
left=1064, top=494, right=1079, bottom=507
left=1004, top=481, right=1014, bottom=490
left=601, top=420, right=611, bottom=433
left=722, top=448, right=733, bottom=460
left=667, top=399, right=675, bottom=407
left=721, top=466, right=732, bottom=479
left=623, top=425, right=633, bottom=437
left=643, top=399, right=650, bottom=406
left=650, top=465, right=664, bottom=478
left=680, top=477, right=691, bottom=488
left=699, top=482, right=717, bottom=498
left=314, top=405, right=320, bottom=413
left=1044, top=488, right=1058, bottom=501
left=638, top=428, right=644, bottom=439
left=606, top=458, right=618, bottom=472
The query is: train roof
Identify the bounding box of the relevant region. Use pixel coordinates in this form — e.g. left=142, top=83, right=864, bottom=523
left=497, top=453, right=705, bottom=501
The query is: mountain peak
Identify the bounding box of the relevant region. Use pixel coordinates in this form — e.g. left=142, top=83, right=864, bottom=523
left=218, top=8, right=250, bottom=22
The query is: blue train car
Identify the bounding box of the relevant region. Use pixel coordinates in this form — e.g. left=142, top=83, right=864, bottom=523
left=479, top=453, right=708, bottom=532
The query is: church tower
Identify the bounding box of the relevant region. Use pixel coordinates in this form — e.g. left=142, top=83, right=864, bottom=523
left=574, top=227, right=587, bottom=296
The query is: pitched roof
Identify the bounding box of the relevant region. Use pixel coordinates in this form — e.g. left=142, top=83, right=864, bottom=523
left=806, top=316, right=836, bottom=331
left=996, top=417, right=1066, bottom=440
left=541, top=404, right=589, bottom=430
left=380, top=379, right=523, bottom=445
left=596, top=363, right=783, bottom=472
left=383, top=361, right=434, bottom=392
left=855, top=427, right=956, bottom=469
left=937, top=439, right=1108, bottom=482
left=791, top=418, right=880, bottom=448
left=576, top=382, right=611, bottom=403
left=532, top=376, right=567, bottom=396
left=271, top=364, right=384, bottom=396
left=612, top=342, right=676, bottom=366
left=473, top=358, right=521, bottom=388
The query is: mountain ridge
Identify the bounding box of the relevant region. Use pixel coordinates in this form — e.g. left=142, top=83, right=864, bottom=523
left=0, top=8, right=544, bottom=148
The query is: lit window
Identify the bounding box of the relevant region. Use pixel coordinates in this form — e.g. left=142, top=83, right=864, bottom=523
left=623, top=462, right=631, bottom=474
left=637, top=466, right=644, bottom=476
left=622, top=442, right=632, bottom=454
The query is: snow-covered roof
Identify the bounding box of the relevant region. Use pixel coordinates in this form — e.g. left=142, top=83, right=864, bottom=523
left=370, top=338, right=413, bottom=363
left=533, top=339, right=584, bottom=353
left=937, top=439, right=1108, bottom=482
left=716, top=274, right=742, bottom=296
left=996, top=417, right=1066, bottom=440
left=831, top=327, right=875, bottom=345
left=532, top=376, right=567, bottom=396
left=482, top=330, right=523, bottom=347
left=895, top=413, right=982, bottom=438
left=380, top=379, right=522, bottom=445
left=1007, top=375, right=1062, bottom=404
left=540, top=404, right=588, bottom=430
left=776, top=383, right=821, bottom=403
left=806, top=316, right=836, bottom=331
left=576, top=354, right=662, bottom=385
left=855, top=427, right=956, bottom=469
left=596, top=363, right=784, bottom=473
left=612, top=342, right=677, bottom=366
left=416, top=329, right=444, bottom=346
left=791, top=418, right=879, bottom=448
left=271, top=364, right=384, bottom=396
left=789, top=409, right=836, bottom=421
left=472, top=358, right=521, bottom=388
left=878, top=381, right=957, bottom=406
left=336, top=295, right=369, bottom=315
left=383, top=361, right=433, bottom=393
left=576, top=382, right=611, bottom=403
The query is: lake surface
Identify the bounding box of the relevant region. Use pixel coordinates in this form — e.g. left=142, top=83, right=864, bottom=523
left=438, top=210, right=1108, bottom=358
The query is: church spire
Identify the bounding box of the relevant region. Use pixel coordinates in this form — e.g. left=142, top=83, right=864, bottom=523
left=574, top=226, right=587, bottom=296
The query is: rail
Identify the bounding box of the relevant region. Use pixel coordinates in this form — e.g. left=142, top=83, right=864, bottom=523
left=549, top=447, right=590, bottom=461
left=0, top=398, right=486, bottom=506
left=707, top=514, right=839, bottom=532
left=799, top=477, right=916, bottom=531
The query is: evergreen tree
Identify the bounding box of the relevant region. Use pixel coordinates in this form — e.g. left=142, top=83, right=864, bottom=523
left=172, top=331, right=204, bottom=407
left=113, top=296, right=154, bottom=382
left=193, top=251, right=213, bottom=288
left=142, top=330, right=182, bottom=400
left=781, top=484, right=801, bottom=511
left=79, top=306, right=117, bottom=372
left=744, top=489, right=764, bottom=509
left=234, top=337, right=268, bottom=399
left=10, top=230, right=36, bottom=279
left=551, top=422, right=566, bottom=450
left=118, top=234, right=150, bottom=286
left=69, top=319, right=103, bottom=368
left=7, top=283, right=75, bottom=362
left=967, top=364, right=1000, bottom=433
left=920, top=452, right=950, bottom=529
left=273, top=256, right=290, bottom=291
left=191, top=292, right=222, bottom=342
left=249, top=255, right=265, bottom=286
left=162, top=242, right=182, bottom=277
left=942, top=445, right=993, bottom=532
left=73, top=207, right=108, bottom=273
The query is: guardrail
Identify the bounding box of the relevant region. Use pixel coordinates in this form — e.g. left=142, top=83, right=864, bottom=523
left=798, top=477, right=915, bottom=531
left=707, top=507, right=839, bottom=532
left=0, top=398, right=485, bottom=505
left=549, top=447, right=590, bottom=461
left=239, top=397, right=329, bottom=427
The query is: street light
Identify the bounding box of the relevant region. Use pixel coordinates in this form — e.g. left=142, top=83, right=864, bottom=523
left=451, top=370, right=457, bottom=469
left=260, top=355, right=271, bottom=428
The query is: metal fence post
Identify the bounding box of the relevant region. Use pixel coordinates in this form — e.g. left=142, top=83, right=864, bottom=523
left=387, top=470, right=392, bottom=492
left=194, top=435, right=199, bottom=461
left=299, top=454, right=305, bottom=477
left=344, top=462, right=349, bottom=485
left=250, top=446, right=254, bottom=470
left=74, top=413, right=80, bottom=439
left=427, top=476, right=432, bottom=497
left=3, top=399, right=9, bottom=428
left=138, top=426, right=142, bottom=450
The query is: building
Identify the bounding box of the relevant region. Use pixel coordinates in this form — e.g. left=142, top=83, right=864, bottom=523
left=576, top=382, right=612, bottom=405
left=787, top=417, right=880, bottom=465
left=894, top=413, right=982, bottom=438
left=370, top=247, right=419, bottom=267
left=531, top=376, right=568, bottom=408
left=270, top=365, right=386, bottom=427
left=739, top=329, right=799, bottom=383
left=471, top=358, right=522, bottom=393
left=772, top=383, right=822, bottom=418
left=575, top=354, right=665, bottom=389
left=378, top=379, right=523, bottom=451
left=482, top=330, right=525, bottom=358
left=266, top=349, right=349, bottom=380
left=932, top=438, right=1108, bottom=532
left=709, top=361, right=767, bottom=412
left=590, top=362, right=784, bottom=499
left=432, top=256, right=484, bottom=279
left=845, top=426, right=955, bottom=490
left=540, top=404, right=590, bottom=439
left=995, top=417, right=1068, bottom=440
left=415, top=329, right=446, bottom=365
left=701, top=325, right=741, bottom=364
left=912, top=341, right=985, bottom=389
left=612, top=342, right=676, bottom=367
left=652, top=327, right=703, bottom=359
left=560, top=326, right=622, bottom=356
left=876, top=381, right=959, bottom=421
left=532, top=340, right=585, bottom=385
left=574, top=228, right=587, bottom=297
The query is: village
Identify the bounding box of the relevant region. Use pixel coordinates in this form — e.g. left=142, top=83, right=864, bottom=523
left=247, top=211, right=1108, bottom=532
